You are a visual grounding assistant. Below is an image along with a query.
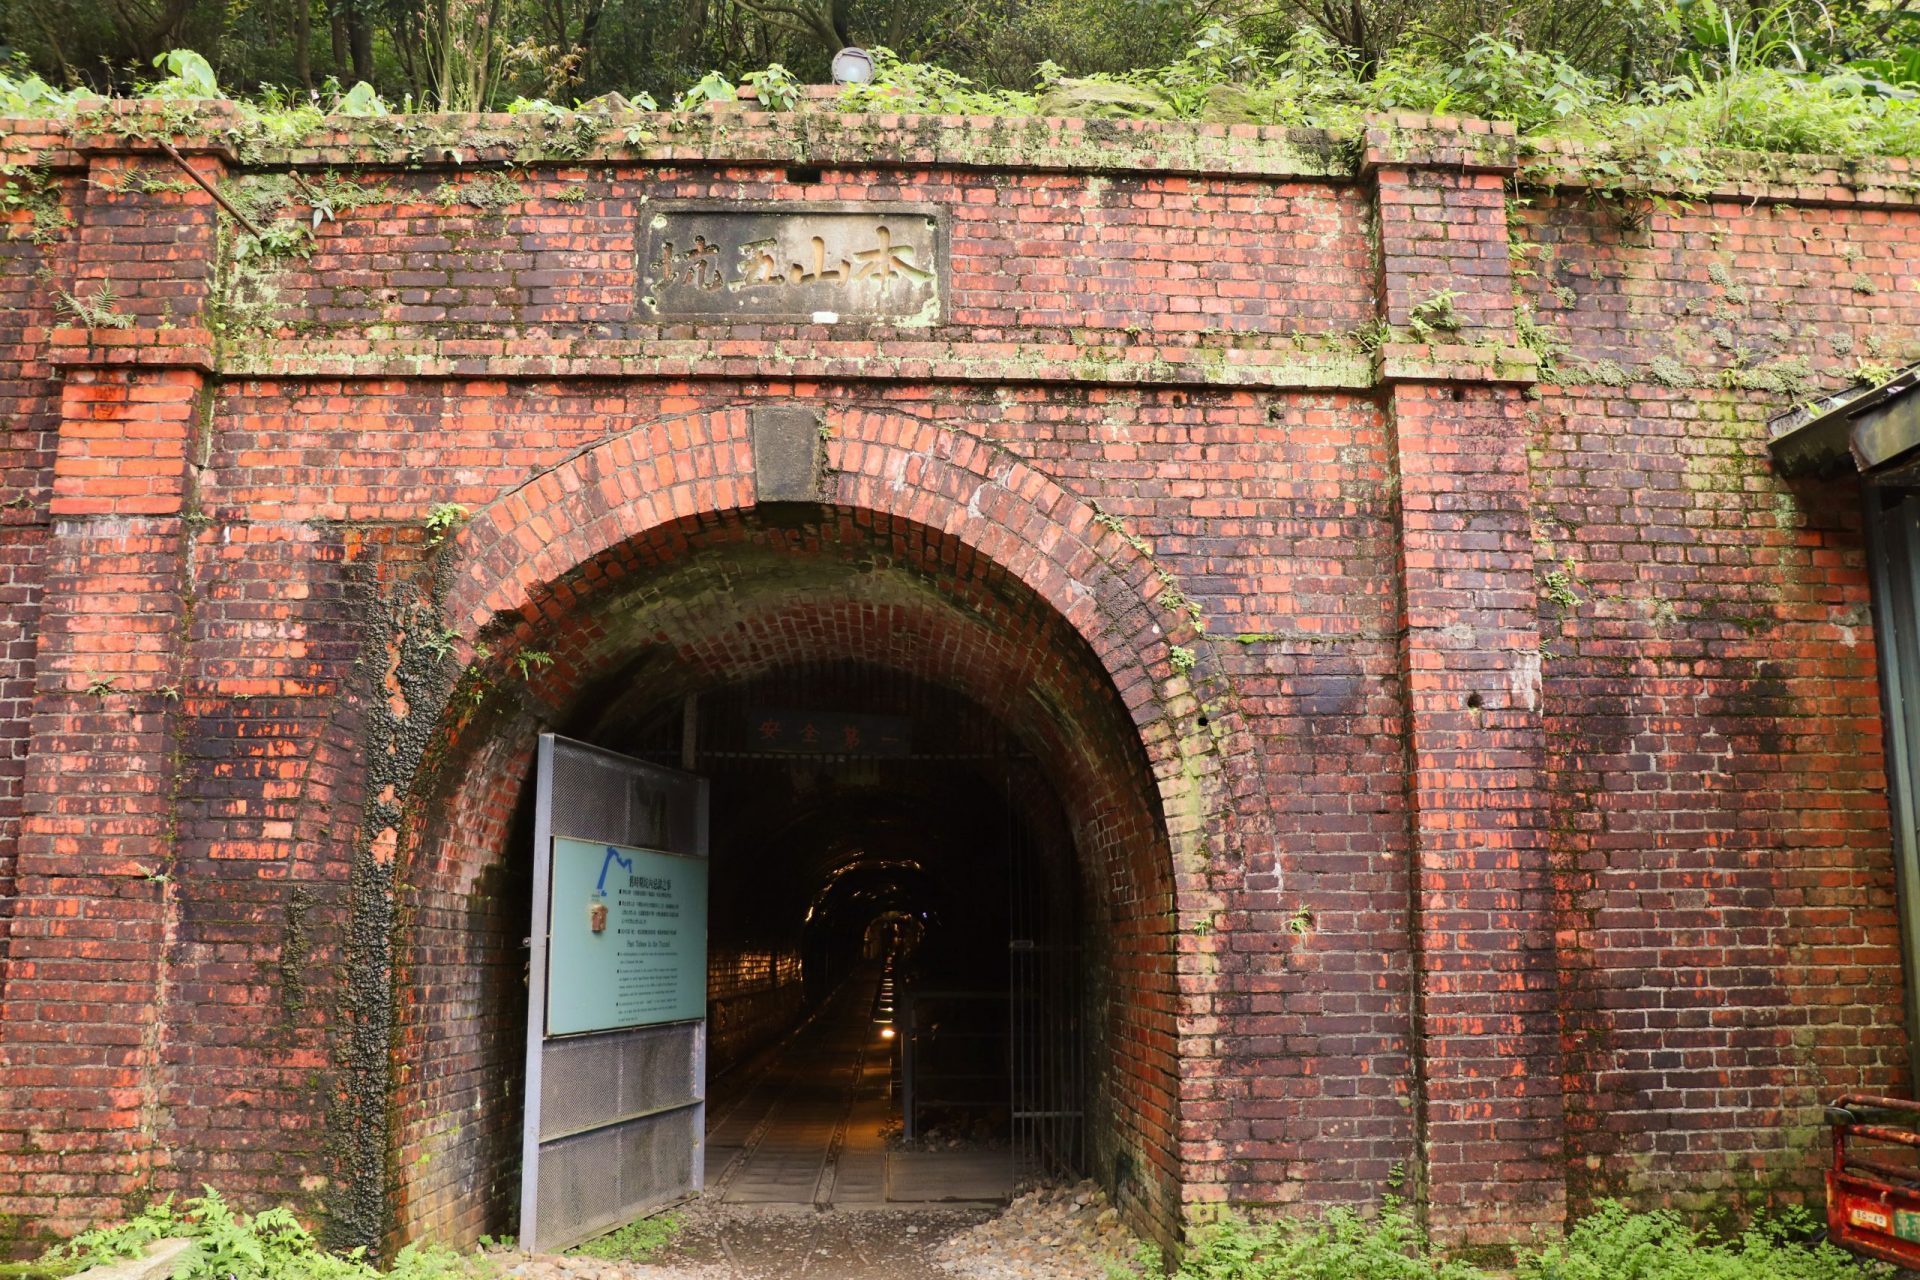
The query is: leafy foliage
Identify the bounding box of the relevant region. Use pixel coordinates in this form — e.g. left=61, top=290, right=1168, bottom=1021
left=1176, top=1200, right=1488, bottom=1280
left=423, top=502, right=471, bottom=540
left=43, top=1188, right=489, bottom=1280
left=149, top=49, right=221, bottom=98
left=742, top=63, right=801, bottom=110
left=1164, top=1198, right=1886, bottom=1280
left=1518, top=1201, right=1878, bottom=1280
left=4, top=0, right=1920, bottom=184
left=567, top=1210, right=682, bottom=1262
left=53, top=279, right=134, bottom=328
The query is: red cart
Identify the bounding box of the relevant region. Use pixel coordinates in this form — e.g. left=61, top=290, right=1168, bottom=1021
left=1827, top=1094, right=1920, bottom=1267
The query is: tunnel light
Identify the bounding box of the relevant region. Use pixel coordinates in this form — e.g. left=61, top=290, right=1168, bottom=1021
left=880, top=1026, right=896, bottom=1040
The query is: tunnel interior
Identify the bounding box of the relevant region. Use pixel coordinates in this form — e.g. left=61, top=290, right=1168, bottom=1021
left=395, top=504, right=1180, bottom=1241
left=580, top=662, right=1084, bottom=1161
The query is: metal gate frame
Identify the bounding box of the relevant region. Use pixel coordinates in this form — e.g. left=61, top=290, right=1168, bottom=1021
left=520, top=734, right=710, bottom=1253
left=1866, top=486, right=1920, bottom=1094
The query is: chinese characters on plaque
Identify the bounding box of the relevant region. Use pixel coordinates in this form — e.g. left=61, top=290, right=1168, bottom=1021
left=747, top=709, right=913, bottom=757
left=638, top=205, right=942, bottom=324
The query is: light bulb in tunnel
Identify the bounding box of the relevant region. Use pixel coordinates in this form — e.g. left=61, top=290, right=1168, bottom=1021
left=880, top=1027, right=896, bottom=1040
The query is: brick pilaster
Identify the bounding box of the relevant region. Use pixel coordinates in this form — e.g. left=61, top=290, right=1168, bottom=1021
left=0, top=365, right=204, bottom=1234
left=0, top=112, right=223, bottom=1238
left=1370, top=119, right=1564, bottom=1242
left=1392, top=384, right=1564, bottom=1241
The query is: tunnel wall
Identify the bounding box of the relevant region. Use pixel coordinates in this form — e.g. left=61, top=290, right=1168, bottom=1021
left=706, top=948, right=805, bottom=1074
left=0, top=102, right=1907, bottom=1252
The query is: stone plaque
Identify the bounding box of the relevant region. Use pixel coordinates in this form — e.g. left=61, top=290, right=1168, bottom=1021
left=638, top=202, right=943, bottom=325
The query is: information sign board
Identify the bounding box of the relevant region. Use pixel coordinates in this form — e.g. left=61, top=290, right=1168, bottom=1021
left=546, top=836, right=707, bottom=1036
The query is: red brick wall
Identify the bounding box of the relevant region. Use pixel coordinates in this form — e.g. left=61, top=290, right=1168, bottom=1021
left=0, top=105, right=1906, bottom=1253
left=0, top=151, right=62, bottom=1030
left=1512, top=184, right=1914, bottom=1210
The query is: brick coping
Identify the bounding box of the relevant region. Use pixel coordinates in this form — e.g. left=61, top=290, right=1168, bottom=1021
left=0, top=101, right=1916, bottom=207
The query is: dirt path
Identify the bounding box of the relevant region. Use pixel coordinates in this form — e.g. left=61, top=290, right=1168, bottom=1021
left=509, top=1204, right=990, bottom=1280
left=504, top=1181, right=1144, bottom=1280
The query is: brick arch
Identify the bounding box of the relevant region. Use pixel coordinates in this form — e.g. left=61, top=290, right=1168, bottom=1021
left=443, top=404, right=1232, bottom=862
left=387, top=406, right=1234, bottom=1250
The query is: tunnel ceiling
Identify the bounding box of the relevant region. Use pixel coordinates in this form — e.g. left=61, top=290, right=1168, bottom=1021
left=463, top=504, right=1172, bottom=916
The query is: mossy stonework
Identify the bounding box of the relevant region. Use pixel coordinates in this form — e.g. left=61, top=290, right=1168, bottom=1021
left=0, top=100, right=1906, bottom=1255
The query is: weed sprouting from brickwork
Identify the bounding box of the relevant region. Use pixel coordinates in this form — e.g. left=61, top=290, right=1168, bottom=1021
left=1, top=163, right=68, bottom=245
left=1406, top=290, right=1463, bottom=341
left=423, top=503, right=470, bottom=543
left=53, top=281, right=134, bottom=329
left=432, top=174, right=527, bottom=213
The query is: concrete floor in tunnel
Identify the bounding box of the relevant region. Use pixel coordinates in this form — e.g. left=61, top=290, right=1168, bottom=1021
left=702, top=968, right=1013, bottom=1208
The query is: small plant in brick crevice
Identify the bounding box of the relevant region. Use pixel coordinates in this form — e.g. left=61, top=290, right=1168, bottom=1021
left=83, top=675, right=119, bottom=699
left=2, top=163, right=68, bottom=245
left=1515, top=305, right=1568, bottom=380
left=511, top=649, right=554, bottom=680
left=423, top=502, right=470, bottom=543
left=53, top=280, right=134, bottom=329
left=1406, top=289, right=1465, bottom=341
left=431, top=174, right=526, bottom=212
left=1351, top=317, right=1391, bottom=354
left=43, top=1187, right=489, bottom=1280
left=1543, top=566, right=1582, bottom=611
left=1169, top=645, right=1197, bottom=676
left=419, top=627, right=462, bottom=662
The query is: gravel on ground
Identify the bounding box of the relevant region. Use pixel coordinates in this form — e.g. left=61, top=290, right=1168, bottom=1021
left=933, top=1180, right=1150, bottom=1280
left=499, top=1180, right=1147, bottom=1280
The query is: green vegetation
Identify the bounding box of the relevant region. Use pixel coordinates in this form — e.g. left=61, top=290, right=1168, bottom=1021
left=52, top=280, right=133, bottom=329
left=29, top=1191, right=1889, bottom=1280
left=423, top=502, right=470, bottom=542
left=566, top=1210, right=681, bottom=1262
left=1164, top=1199, right=1881, bottom=1280
left=41, top=1189, right=487, bottom=1280
left=0, top=0, right=1916, bottom=178
left=1407, top=290, right=1463, bottom=341
left=1520, top=1200, right=1875, bottom=1280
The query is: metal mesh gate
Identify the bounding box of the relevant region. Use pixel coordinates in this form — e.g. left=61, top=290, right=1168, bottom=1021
left=521, top=735, right=709, bottom=1253
left=1009, top=773, right=1084, bottom=1179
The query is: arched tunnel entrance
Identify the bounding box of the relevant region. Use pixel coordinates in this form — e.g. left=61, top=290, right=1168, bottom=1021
left=595, top=663, right=1086, bottom=1206
left=394, top=498, right=1186, bottom=1246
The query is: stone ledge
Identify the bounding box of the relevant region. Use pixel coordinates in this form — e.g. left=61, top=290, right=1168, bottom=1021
left=48, top=326, right=217, bottom=371
left=1519, top=137, right=1920, bottom=206
left=219, top=335, right=1376, bottom=389
left=1361, top=114, right=1522, bottom=176
left=1377, top=341, right=1539, bottom=385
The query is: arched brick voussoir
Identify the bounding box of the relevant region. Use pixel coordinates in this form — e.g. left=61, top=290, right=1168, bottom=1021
left=445, top=407, right=755, bottom=633
left=827, top=413, right=1184, bottom=716
left=450, top=405, right=1188, bottom=713
left=440, top=406, right=1227, bottom=874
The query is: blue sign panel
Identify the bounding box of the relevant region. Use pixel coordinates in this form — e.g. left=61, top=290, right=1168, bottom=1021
left=546, top=836, right=708, bottom=1036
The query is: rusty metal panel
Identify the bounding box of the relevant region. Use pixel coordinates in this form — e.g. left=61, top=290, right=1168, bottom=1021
left=637, top=201, right=945, bottom=325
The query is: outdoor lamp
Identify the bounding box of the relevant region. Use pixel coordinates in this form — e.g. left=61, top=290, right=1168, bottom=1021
left=832, top=48, right=875, bottom=85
